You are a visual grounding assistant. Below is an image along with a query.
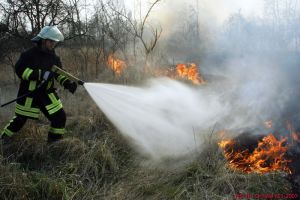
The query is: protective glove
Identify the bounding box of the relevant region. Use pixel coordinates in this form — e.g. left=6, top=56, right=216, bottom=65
left=64, top=81, right=77, bottom=94
left=42, top=71, right=54, bottom=81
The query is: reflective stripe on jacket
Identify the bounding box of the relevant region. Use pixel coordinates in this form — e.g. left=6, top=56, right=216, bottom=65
left=14, top=46, right=69, bottom=118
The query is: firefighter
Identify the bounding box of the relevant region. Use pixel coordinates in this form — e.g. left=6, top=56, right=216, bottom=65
left=1, top=26, right=77, bottom=143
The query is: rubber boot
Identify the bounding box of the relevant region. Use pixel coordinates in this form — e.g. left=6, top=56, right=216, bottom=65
left=47, top=133, right=63, bottom=143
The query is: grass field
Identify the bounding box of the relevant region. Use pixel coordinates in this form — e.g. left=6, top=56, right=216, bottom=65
left=0, top=57, right=293, bottom=199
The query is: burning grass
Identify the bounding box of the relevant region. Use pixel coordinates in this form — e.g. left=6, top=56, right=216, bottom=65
left=107, top=54, right=127, bottom=76
left=105, top=54, right=206, bottom=85
left=176, top=63, right=206, bottom=84
left=218, top=133, right=291, bottom=174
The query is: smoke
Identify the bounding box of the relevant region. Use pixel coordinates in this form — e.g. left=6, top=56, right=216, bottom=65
left=208, top=57, right=292, bottom=130
left=151, top=0, right=263, bottom=34
left=84, top=57, right=296, bottom=160
left=84, top=50, right=300, bottom=161
left=152, top=0, right=300, bottom=132
left=84, top=0, right=300, bottom=161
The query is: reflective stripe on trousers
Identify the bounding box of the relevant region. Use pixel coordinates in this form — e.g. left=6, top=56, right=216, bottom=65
left=46, top=93, right=63, bottom=115
left=15, top=97, right=40, bottom=118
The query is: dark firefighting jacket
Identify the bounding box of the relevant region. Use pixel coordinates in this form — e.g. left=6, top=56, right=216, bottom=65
left=14, top=46, right=70, bottom=119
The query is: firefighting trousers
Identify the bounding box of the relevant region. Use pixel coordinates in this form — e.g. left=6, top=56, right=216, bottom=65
left=1, top=107, right=66, bottom=140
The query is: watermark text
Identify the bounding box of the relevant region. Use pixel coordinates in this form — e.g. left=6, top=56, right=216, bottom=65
left=235, top=193, right=298, bottom=199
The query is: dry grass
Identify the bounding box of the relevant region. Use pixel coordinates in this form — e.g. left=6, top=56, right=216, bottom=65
left=0, top=103, right=293, bottom=200
left=0, top=112, right=134, bottom=200
left=104, top=134, right=291, bottom=200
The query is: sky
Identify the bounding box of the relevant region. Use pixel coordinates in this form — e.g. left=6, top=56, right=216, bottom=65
left=215, top=0, right=264, bottom=19
left=81, top=0, right=265, bottom=30
left=1, top=0, right=264, bottom=27
left=124, top=0, right=264, bottom=25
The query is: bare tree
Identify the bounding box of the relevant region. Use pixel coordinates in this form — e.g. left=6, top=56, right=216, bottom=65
left=83, top=0, right=133, bottom=78
left=263, top=0, right=300, bottom=51
left=107, top=0, right=162, bottom=62
left=0, top=0, right=90, bottom=49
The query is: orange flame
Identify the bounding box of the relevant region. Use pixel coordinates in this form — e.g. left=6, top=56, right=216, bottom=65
left=107, top=54, right=127, bottom=75
left=218, top=134, right=291, bottom=174
left=176, top=63, right=205, bottom=84
left=105, top=56, right=205, bottom=85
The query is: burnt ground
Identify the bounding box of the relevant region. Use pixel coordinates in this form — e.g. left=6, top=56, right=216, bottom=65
left=287, top=144, right=300, bottom=194
left=232, top=131, right=300, bottom=195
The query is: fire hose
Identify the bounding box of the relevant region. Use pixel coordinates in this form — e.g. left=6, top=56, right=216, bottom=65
left=1, top=66, right=85, bottom=107
left=51, top=65, right=85, bottom=86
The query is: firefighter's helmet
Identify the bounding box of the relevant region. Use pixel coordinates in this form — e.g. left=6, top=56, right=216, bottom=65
left=31, top=26, right=64, bottom=42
